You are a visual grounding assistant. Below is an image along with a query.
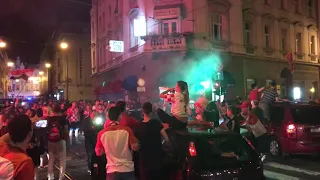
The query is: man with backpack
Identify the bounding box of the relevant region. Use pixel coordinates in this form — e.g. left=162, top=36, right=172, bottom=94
left=47, top=105, right=69, bottom=180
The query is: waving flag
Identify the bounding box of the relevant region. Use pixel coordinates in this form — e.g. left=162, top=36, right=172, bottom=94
left=286, top=51, right=294, bottom=73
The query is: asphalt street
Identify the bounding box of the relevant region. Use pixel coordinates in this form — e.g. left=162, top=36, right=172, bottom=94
left=37, top=135, right=320, bottom=180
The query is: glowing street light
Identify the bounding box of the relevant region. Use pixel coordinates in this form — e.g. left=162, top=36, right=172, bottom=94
left=310, top=87, right=315, bottom=93
left=7, top=62, right=14, bottom=67
left=60, top=42, right=68, bottom=49
left=39, top=71, right=44, bottom=75
left=59, top=41, right=69, bottom=100
left=45, top=63, right=51, bottom=68
left=0, top=41, right=6, bottom=48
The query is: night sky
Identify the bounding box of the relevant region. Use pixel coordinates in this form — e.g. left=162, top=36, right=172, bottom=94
left=0, top=0, right=91, bottom=64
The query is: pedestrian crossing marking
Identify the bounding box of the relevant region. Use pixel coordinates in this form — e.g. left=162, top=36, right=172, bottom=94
left=265, top=162, right=320, bottom=176
left=264, top=170, right=300, bottom=180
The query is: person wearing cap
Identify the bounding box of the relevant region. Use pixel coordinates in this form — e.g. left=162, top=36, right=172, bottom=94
left=238, top=101, right=251, bottom=126
left=194, top=96, right=209, bottom=121
left=187, top=97, right=213, bottom=127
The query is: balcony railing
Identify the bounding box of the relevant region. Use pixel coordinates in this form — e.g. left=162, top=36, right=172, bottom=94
left=144, top=35, right=186, bottom=51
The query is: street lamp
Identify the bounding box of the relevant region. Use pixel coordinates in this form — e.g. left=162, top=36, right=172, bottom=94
left=45, top=63, right=51, bottom=68
left=60, top=42, right=68, bottom=49
left=45, top=63, right=51, bottom=96
left=59, top=42, right=69, bottom=100
left=7, top=62, right=14, bottom=67
left=39, top=71, right=44, bottom=93
left=0, top=41, right=6, bottom=48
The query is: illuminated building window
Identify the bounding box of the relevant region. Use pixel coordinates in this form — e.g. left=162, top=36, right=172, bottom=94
left=129, top=18, right=138, bottom=48
left=295, top=33, right=302, bottom=53
left=310, top=36, right=315, bottom=54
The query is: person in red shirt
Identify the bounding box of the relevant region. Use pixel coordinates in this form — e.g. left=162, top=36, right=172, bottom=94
left=249, top=84, right=264, bottom=102
left=116, top=101, right=140, bottom=128
left=0, top=114, right=34, bottom=180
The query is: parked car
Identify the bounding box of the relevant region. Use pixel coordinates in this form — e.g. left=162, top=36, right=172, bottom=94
left=267, top=102, right=320, bottom=156
left=163, top=127, right=265, bottom=180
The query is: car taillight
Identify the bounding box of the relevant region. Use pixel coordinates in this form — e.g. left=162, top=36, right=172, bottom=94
left=189, top=142, right=197, bottom=156
left=286, top=124, right=297, bottom=139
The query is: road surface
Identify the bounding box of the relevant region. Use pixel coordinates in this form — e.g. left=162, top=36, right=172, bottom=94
left=38, top=135, right=320, bottom=180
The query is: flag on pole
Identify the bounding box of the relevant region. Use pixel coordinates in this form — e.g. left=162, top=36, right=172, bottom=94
left=286, top=51, right=294, bottom=73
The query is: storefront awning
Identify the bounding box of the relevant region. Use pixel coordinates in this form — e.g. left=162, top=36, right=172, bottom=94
left=122, top=75, right=138, bottom=91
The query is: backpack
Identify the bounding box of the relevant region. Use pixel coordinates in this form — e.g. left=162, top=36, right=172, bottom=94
left=47, top=116, right=63, bottom=142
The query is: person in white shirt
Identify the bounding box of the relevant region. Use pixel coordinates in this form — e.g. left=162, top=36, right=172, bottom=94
left=157, top=81, right=189, bottom=128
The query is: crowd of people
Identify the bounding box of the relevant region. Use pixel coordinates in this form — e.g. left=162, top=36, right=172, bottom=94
left=0, top=79, right=282, bottom=180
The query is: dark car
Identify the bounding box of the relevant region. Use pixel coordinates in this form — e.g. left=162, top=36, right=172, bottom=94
left=267, top=102, right=320, bottom=156
left=163, top=127, right=265, bottom=180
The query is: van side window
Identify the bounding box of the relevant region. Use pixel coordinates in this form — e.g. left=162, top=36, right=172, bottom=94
left=270, top=107, right=284, bottom=124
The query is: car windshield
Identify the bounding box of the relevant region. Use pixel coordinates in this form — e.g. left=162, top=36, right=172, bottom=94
left=195, top=135, right=255, bottom=169
left=291, top=107, right=320, bottom=124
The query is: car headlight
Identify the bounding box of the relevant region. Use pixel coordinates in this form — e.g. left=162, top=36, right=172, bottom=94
left=94, top=117, right=103, bottom=125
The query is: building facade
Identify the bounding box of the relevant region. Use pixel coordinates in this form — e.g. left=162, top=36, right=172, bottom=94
left=91, top=0, right=320, bottom=101
left=8, top=57, right=45, bottom=99
left=51, top=22, right=94, bottom=101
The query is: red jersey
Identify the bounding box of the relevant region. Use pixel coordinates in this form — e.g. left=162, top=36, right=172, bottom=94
left=0, top=141, right=34, bottom=180
left=249, top=89, right=259, bottom=101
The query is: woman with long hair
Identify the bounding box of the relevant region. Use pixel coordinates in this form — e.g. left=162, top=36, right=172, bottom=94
left=157, top=81, right=189, bottom=129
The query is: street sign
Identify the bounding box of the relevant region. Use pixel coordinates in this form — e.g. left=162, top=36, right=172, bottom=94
left=109, top=40, right=124, bottom=52
left=216, top=71, right=224, bottom=80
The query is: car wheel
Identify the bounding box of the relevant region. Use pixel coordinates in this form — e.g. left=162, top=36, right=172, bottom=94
left=269, top=137, right=280, bottom=156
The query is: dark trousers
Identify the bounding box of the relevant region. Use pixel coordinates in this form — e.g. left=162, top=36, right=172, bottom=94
left=256, top=133, right=269, bottom=154
left=156, top=108, right=187, bottom=129
left=84, top=132, right=96, bottom=170
left=139, top=158, right=163, bottom=180
left=140, top=167, right=162, bottom=180
left=106, top=171, right=135, bottom=180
